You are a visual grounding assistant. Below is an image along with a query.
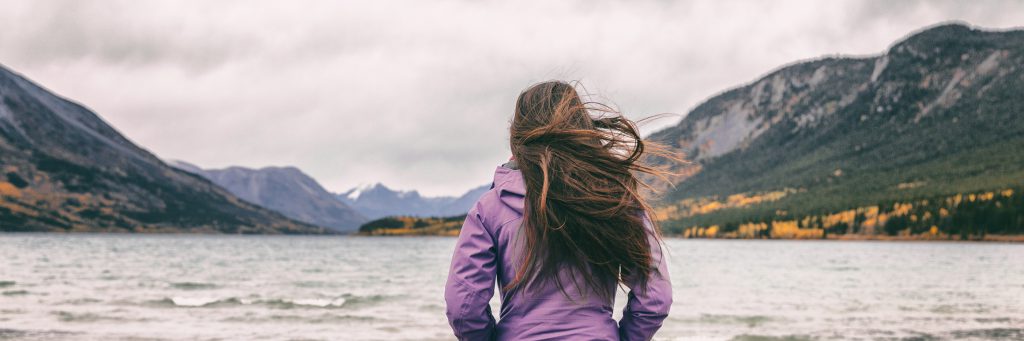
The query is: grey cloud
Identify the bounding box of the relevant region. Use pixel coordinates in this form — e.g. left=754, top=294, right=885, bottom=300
left=0, top=0, right=1020, bottom=196
left=2, top=1, right=257, bottom=72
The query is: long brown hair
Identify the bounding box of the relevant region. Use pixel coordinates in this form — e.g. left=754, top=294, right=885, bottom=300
left=507, top=80, right=678, bottom=300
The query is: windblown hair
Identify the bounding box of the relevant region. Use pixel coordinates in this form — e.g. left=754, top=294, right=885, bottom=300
left=506, top=80, right=678, bottom=300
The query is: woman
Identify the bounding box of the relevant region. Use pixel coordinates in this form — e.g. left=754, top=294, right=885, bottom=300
left=444, top=81, right=675, bottom=340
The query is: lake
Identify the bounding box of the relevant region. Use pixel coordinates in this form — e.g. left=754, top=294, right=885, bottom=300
left=0, top=234, right=1022, bottom=340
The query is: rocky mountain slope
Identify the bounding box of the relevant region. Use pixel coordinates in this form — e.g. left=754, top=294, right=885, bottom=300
left=169, top=161, right=366, bottom=232
left=648, top=23, right=1024, bottom=239
left=337, top=183, right=488, bottom=220
left=0, top=65, right=326, bottom=233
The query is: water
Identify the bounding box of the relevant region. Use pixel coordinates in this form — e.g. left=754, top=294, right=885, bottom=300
left=0, top=234, right=1022, bottom=341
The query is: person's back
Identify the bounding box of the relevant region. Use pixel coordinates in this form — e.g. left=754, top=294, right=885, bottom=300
left=444, top=81, right=675, bottom=341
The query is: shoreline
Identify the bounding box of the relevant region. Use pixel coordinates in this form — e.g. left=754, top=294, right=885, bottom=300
left=352, top=231, right=1024, bottom=242
left=658, top=235, right=1024, bottom=243
left=3, top=231, right=1022, bottom=242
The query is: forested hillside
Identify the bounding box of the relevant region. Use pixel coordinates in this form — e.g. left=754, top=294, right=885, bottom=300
left=648, top=24, right=1024, bottom=240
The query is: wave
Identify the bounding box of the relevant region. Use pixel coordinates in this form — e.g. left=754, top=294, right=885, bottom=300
left=0, top=281, right=14, bottom=288
left=262, top=298, right=347, bottom=309
left=149, top=294, right=390, bottom=309
left=149, top=297, right=244, bottom=308
left=339, top=294, right=392, bottom=308
left=222, top=313, right=379, bottom=324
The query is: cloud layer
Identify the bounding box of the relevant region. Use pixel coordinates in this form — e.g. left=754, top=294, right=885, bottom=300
left=1, top=0, right=1021, bottom=195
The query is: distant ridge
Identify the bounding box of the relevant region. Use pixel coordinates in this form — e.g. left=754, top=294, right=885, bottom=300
left=168, top=161, right=367, bottom=232
left=337, top=183, right=489, bottom=220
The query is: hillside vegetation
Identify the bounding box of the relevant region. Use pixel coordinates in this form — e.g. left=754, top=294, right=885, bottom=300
left=357, top=215, right=465, bottom=236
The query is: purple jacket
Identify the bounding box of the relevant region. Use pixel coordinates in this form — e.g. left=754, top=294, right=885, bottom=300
left=444, top=164, right=672, bottom=340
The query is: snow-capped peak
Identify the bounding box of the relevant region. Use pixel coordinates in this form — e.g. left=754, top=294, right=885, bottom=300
left=345, top=183, right=382, bottom=200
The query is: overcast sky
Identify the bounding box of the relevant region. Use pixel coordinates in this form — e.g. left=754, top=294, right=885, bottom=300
left=0, top=0, right=1021, bottom=196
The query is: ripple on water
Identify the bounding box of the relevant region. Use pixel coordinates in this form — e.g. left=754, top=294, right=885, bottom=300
left=729, top=335, right=813, bottom=341
left=51, top=311, right=146, bottom=323
left=168, top=282, right=218, bottom=290
left=292, top=280, right=341, bottom=288
left=57, top=298, right=103, bottom=305
left=0, top=281, right=15, bottom=288
left=951, top=328, right=1024, bottom=339
left=0, top=328, right=80, bottom=339
left=930, top=303, right=992, bottom=314
left=974, top=317, right=1014, bottom=323
left=699, top=314, right=777, bottom=328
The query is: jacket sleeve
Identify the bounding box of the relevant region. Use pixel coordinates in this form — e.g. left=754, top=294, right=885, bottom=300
left=444, top=205, right=498, bottom=340
left=618, top=216, right=673, bottom=341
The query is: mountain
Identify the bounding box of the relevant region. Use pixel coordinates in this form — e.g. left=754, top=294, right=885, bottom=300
left=442, top=185, right=491, bottom=215
left=0, top=65, right=326, bottom=233
left=338, top=183, right=489, bottom=220
left=168, top=161, right=366, bottom=232
left=648, top=23, right=1024, bottom=239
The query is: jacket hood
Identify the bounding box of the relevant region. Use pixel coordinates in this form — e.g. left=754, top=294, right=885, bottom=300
left=490, top=165, right=525, bottom=213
